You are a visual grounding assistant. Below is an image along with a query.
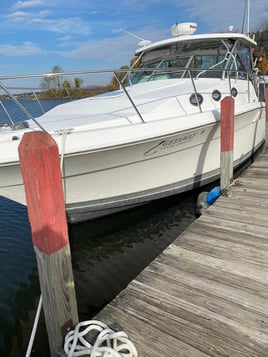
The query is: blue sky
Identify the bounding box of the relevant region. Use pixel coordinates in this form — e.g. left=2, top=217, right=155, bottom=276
left=0, top=0, right=267, bottom=78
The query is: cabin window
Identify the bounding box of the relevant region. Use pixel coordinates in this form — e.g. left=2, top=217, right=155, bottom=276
left=130, top=38, right=253, bottom=84
left=237, top=45, right=252, bottom=72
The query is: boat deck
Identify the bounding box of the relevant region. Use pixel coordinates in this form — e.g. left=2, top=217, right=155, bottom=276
left=96, top=149, right=268, bottom=356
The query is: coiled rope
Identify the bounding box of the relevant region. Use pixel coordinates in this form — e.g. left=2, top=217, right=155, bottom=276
left=64, top=320, right=138, bottom=357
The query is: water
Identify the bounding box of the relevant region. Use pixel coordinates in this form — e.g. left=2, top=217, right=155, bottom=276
left=0, top=98, right=70, bottom=124
left=0, top=193, right=197, bottom=357
left=0, top=99, right=198, bottom=356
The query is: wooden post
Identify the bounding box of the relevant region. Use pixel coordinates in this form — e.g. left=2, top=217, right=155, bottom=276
left=18, top=131, right=78, bottom=356
left=220, top=96, right=234, bottom=191
left=265, top=88, right=268, bottom=148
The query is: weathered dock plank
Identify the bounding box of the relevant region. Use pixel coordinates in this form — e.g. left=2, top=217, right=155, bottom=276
left=96, top=150, right=268, bottom=356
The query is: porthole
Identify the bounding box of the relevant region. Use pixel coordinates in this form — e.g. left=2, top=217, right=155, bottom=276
left=212, top=90, right=221, bottom=101
left=231, top=87, right=238, bottom=97
left=189, top=93, right=203, bottom=106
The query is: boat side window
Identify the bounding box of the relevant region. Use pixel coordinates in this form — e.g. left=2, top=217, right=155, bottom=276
left=227, top=54, right=248, bottom=79
left=236, top=45, right=253, bottom=78
left=237, top=46, right=251, bottom=70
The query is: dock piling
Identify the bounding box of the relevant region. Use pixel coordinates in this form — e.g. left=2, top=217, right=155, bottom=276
left=18, top=131, right=78, bottom=357
left=265, top=88, right=268, bottom=147
left=220, top=96, right=234, bottom=191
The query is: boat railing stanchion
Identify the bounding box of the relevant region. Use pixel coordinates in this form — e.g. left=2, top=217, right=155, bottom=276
left=0, top=81, right=47, bottom=131
left=220, top=96, right=235, bottom=194
left=247, top=73, right=250, bottom=103
left=189, top=69, right=202, bottom=113
left=227, top=71, right=232, bottom=95
left=114, top=71, right=145, bottom=123
left=31, top=89, right=46, bottom=113
left=0, top=100, right=15, bottom=126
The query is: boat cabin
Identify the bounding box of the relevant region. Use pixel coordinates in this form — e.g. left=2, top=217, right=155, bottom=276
left=130, top=34, right=256, bottom=84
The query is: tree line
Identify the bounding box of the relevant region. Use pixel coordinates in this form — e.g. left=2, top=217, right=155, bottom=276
left=254, top=26, right=268, bottom=75
left=39, top=65, right=126, bottom=99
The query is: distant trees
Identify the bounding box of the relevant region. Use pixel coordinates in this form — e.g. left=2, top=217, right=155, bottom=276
left=40, top=65, right=65, bottom=98
left=257, top=48, right=268, bottom=75
left=74, top=77, right=83, bottom=89
left=108, top=65, right=130, bottom=90
left=255, top=25, right=268, bottom=74
left=40, top=65, right=63, bottom=92
left=39, top=65, right=106, bottom=99
left=39, top=64, right=136, bottom=99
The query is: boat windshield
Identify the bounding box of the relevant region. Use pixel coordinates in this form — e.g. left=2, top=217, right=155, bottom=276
left=129, top=38, right=252, bottom=84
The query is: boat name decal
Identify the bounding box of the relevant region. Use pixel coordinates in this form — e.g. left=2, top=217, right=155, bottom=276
left=144, top=133, right=197, bottom=156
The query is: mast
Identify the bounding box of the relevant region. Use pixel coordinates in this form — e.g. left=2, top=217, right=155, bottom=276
left=247, top=0, right=250, bottom=35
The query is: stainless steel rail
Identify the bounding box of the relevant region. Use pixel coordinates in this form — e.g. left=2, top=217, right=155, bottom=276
left=0, top=67, right=262, bottom=129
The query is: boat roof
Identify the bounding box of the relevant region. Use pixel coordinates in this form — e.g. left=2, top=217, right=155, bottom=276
left=135, top=32, right=257, bottom=55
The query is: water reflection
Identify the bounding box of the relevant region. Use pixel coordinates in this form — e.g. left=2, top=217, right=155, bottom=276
left=0, top=197, right=37, bottom=356
left=69, top=192, right=197, bottom=320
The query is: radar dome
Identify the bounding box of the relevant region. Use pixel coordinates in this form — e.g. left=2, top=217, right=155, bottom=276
left=171, top=22, right=197, bottom=37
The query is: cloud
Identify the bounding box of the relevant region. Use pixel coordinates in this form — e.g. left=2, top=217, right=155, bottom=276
left=32, top=17, right=91, bottom=35
left=52, top=25, right=169, bottom=69
left=1, top=0, right=268, bottom=75
left=55, top=34, right=145, bottom=66
left=12, top=0, right=44, bottom=10
left=172, top=0, right=268, bottom=33
left=0, top=41, right=44, bottom=56
left=6, top=10, right=91, bottom=36
left=7, top=10, right=51, bottom=23
left=56, top=35, right=74, bottom=45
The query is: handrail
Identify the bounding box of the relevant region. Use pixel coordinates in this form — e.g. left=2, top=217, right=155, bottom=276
left=0, top=81, right=46, bottom=131
left=0, top=67, right=261, bottom=129
left=0, top=100, right=15, bottom=125
left=0, top=67, right=258, bottom=86
left=113, top=72, right=145, bottom=123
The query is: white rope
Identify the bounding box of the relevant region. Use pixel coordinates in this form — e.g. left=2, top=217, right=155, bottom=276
left=25, top=295, right=43, bottom=357
left=64, top=320, right=138, bottom=357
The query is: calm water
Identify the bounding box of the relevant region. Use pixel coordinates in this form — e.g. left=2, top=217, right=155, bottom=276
left=0, top=193, right=198, bottom=357
left=0, top=99, right=199, bottom=356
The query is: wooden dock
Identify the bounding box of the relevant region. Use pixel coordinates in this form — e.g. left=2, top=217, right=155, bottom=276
left=96, top=150, right=268, bottom=356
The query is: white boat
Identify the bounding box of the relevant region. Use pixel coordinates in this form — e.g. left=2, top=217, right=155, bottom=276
left=0, top=23, right=266, bottom=223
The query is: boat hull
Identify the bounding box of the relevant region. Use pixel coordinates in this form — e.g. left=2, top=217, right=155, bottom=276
left=63, top=107, right=265, bottom=223
left=0, top=105, right=265, bottom=224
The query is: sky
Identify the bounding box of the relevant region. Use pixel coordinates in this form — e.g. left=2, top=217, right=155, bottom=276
left=0, top=0, right=267, bottom=80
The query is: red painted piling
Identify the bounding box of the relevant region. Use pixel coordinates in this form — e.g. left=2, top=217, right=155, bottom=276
left=265, top=88, right=268, bottom=147
left=18, top=131, right=78, bottom=356
left=220, top=96, right=234, bottom=190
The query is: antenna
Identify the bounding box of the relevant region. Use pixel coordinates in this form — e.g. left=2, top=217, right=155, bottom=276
left=120, top=28, right=151, bottom=46
left=241, top=0, right=247, bottom=33
left=120, top=28, right=146, bottom=41
left=242, top=0, right=251, bottom=34
left=247, top=0, right=250, bottom=35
